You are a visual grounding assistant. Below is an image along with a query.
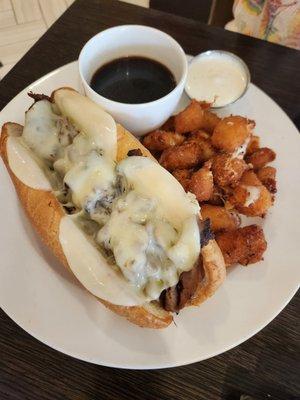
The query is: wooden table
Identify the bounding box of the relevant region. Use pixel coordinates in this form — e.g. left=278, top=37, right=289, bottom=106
left=0, top=1, right=299, bottom=399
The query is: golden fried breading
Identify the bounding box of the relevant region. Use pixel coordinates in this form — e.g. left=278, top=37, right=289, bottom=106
left=202, top=111, right=221, bottom=134
left=187, top=162, right=214, bottom=202
left=201, top=204, right=240, bottom=232
left=148, top=104, right=275, bottom=269
left=187, top=130, right=210, bottom=141
left=142, top=130, right=185, bottom=152
left=151, top=151, right=162, bottom=161
left=239, top=169, right=261, bottom=185
left=228, top=170, right=273, bottom=217
left=246, top=135, right=260, bottom=156
left=161, top=116, right=175, bottom=131
left=159, top=142, right=202, bottom=171
left=257, top=166, right=277, bottom=194
left=211, top=116, right=255, bottom=152
left=174, top=100, right=204, bottom=134
left=245, top=147, right=276, bottom=169
left=207, top=187, right=224, bottom=206
left=186, top=130, right=216, bottom=162
left=211, top=154, right=248, bottom=188
left=215, top=225, right=267, bottom=266
left=197, top=100, right=211, bottom=109
left=172, top=168, right=192, bottom=191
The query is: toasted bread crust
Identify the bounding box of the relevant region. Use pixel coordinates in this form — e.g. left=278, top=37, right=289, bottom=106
left=0, top=89, right=225, bottom=328
left=116, top=124, right=155, bottom=161
left=189, top=240, right=225, bottom=306
left=0, top=123, right=68, bottom=266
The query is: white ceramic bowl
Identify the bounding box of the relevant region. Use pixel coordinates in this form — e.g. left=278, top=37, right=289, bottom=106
left=79, top=25, right=188, bottom=136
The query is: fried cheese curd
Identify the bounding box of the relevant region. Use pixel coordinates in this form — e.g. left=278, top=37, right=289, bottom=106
left=246, top=135, right=260, bottom=156
left=216, top=225, right=267, bottom=266
left=142, top=130, right=185, bottom=152
left=208, top=187, right=225, bottom=206
left=257, top=166, right=277, bottom=194
left=172, top=163, right=213, bottom=202
left=245, top=147, right=276, bottom=170
left=211, top=116, right=255, bottom=153
left=202, top=110, right=221, bottom=134
left=228, top=170, right=273, bottom=217
left=172, top=168, right=192, bottom=192
left=174, top=100, right=205, bottom=134
left=174, top=100, right=220, bottom=134
left=142, top=100, right=277, bottom=267
left=201, top=204, right=240, bottom=232
left=187, top=161, right=214, bottom=202
left=211, top=153, right=248, bottom=188
left=159, top=141, right=202, bottom=171
left=160, top=116, right=175, bottom=131
left=185, top=130, right=216, bottom=162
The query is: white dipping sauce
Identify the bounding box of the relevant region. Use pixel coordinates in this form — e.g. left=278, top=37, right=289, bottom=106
left=185, top=51, right=249, bottom=107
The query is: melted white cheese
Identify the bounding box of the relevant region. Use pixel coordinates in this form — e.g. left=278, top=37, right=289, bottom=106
left=22, top=100, right=61, bottom=162
left=117, top=156, right=200, bottom=229
left=95, top=157, right=201, bottom=300
left=64, top=150, right=115, bottom=210
left=244, top=185, right=261, bottom=207
left=167, top=216, right=200, bottom=270
left=53, top=89, right=117, bottom=161
left=97, top=192, right=160, bottom=290
left=232, top=135, right=251, bottom=159
left=53, top=134, right=93, bottom=177
left=59, top=216, right=147, bottom=306
left=7, top=136, right=52, bottom=191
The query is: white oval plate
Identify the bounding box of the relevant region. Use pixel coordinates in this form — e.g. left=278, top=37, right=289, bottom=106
left=0, top=61, right=299, bottom=369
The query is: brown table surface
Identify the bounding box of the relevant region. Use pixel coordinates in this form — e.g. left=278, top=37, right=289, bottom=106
left=0, top=1, right=299, bottom=399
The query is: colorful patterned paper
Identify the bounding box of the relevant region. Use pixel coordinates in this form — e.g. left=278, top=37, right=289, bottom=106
left=232, top=0, right=300, bottom=49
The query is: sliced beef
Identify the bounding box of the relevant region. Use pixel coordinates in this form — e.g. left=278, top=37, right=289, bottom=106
left=162, top=286, right=179, bottom=312
left=160, top=259, right=204, bottom=312
left=127, top=149, right=143, bottom=157
left=28, top=91, right=52, bottom=103
left=177, top=261, right=204, bottom=310
left=160, top=220, right=213, bottom=312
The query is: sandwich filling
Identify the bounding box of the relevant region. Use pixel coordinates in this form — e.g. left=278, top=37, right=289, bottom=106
left=7, top=90, right=201, bottom=306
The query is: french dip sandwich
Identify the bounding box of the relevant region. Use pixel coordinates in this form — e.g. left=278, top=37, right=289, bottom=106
left=0, top=88, right=225, bottom=328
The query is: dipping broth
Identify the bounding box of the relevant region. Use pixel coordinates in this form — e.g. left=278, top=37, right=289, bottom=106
left=90, top=56, right=176, bottom=104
